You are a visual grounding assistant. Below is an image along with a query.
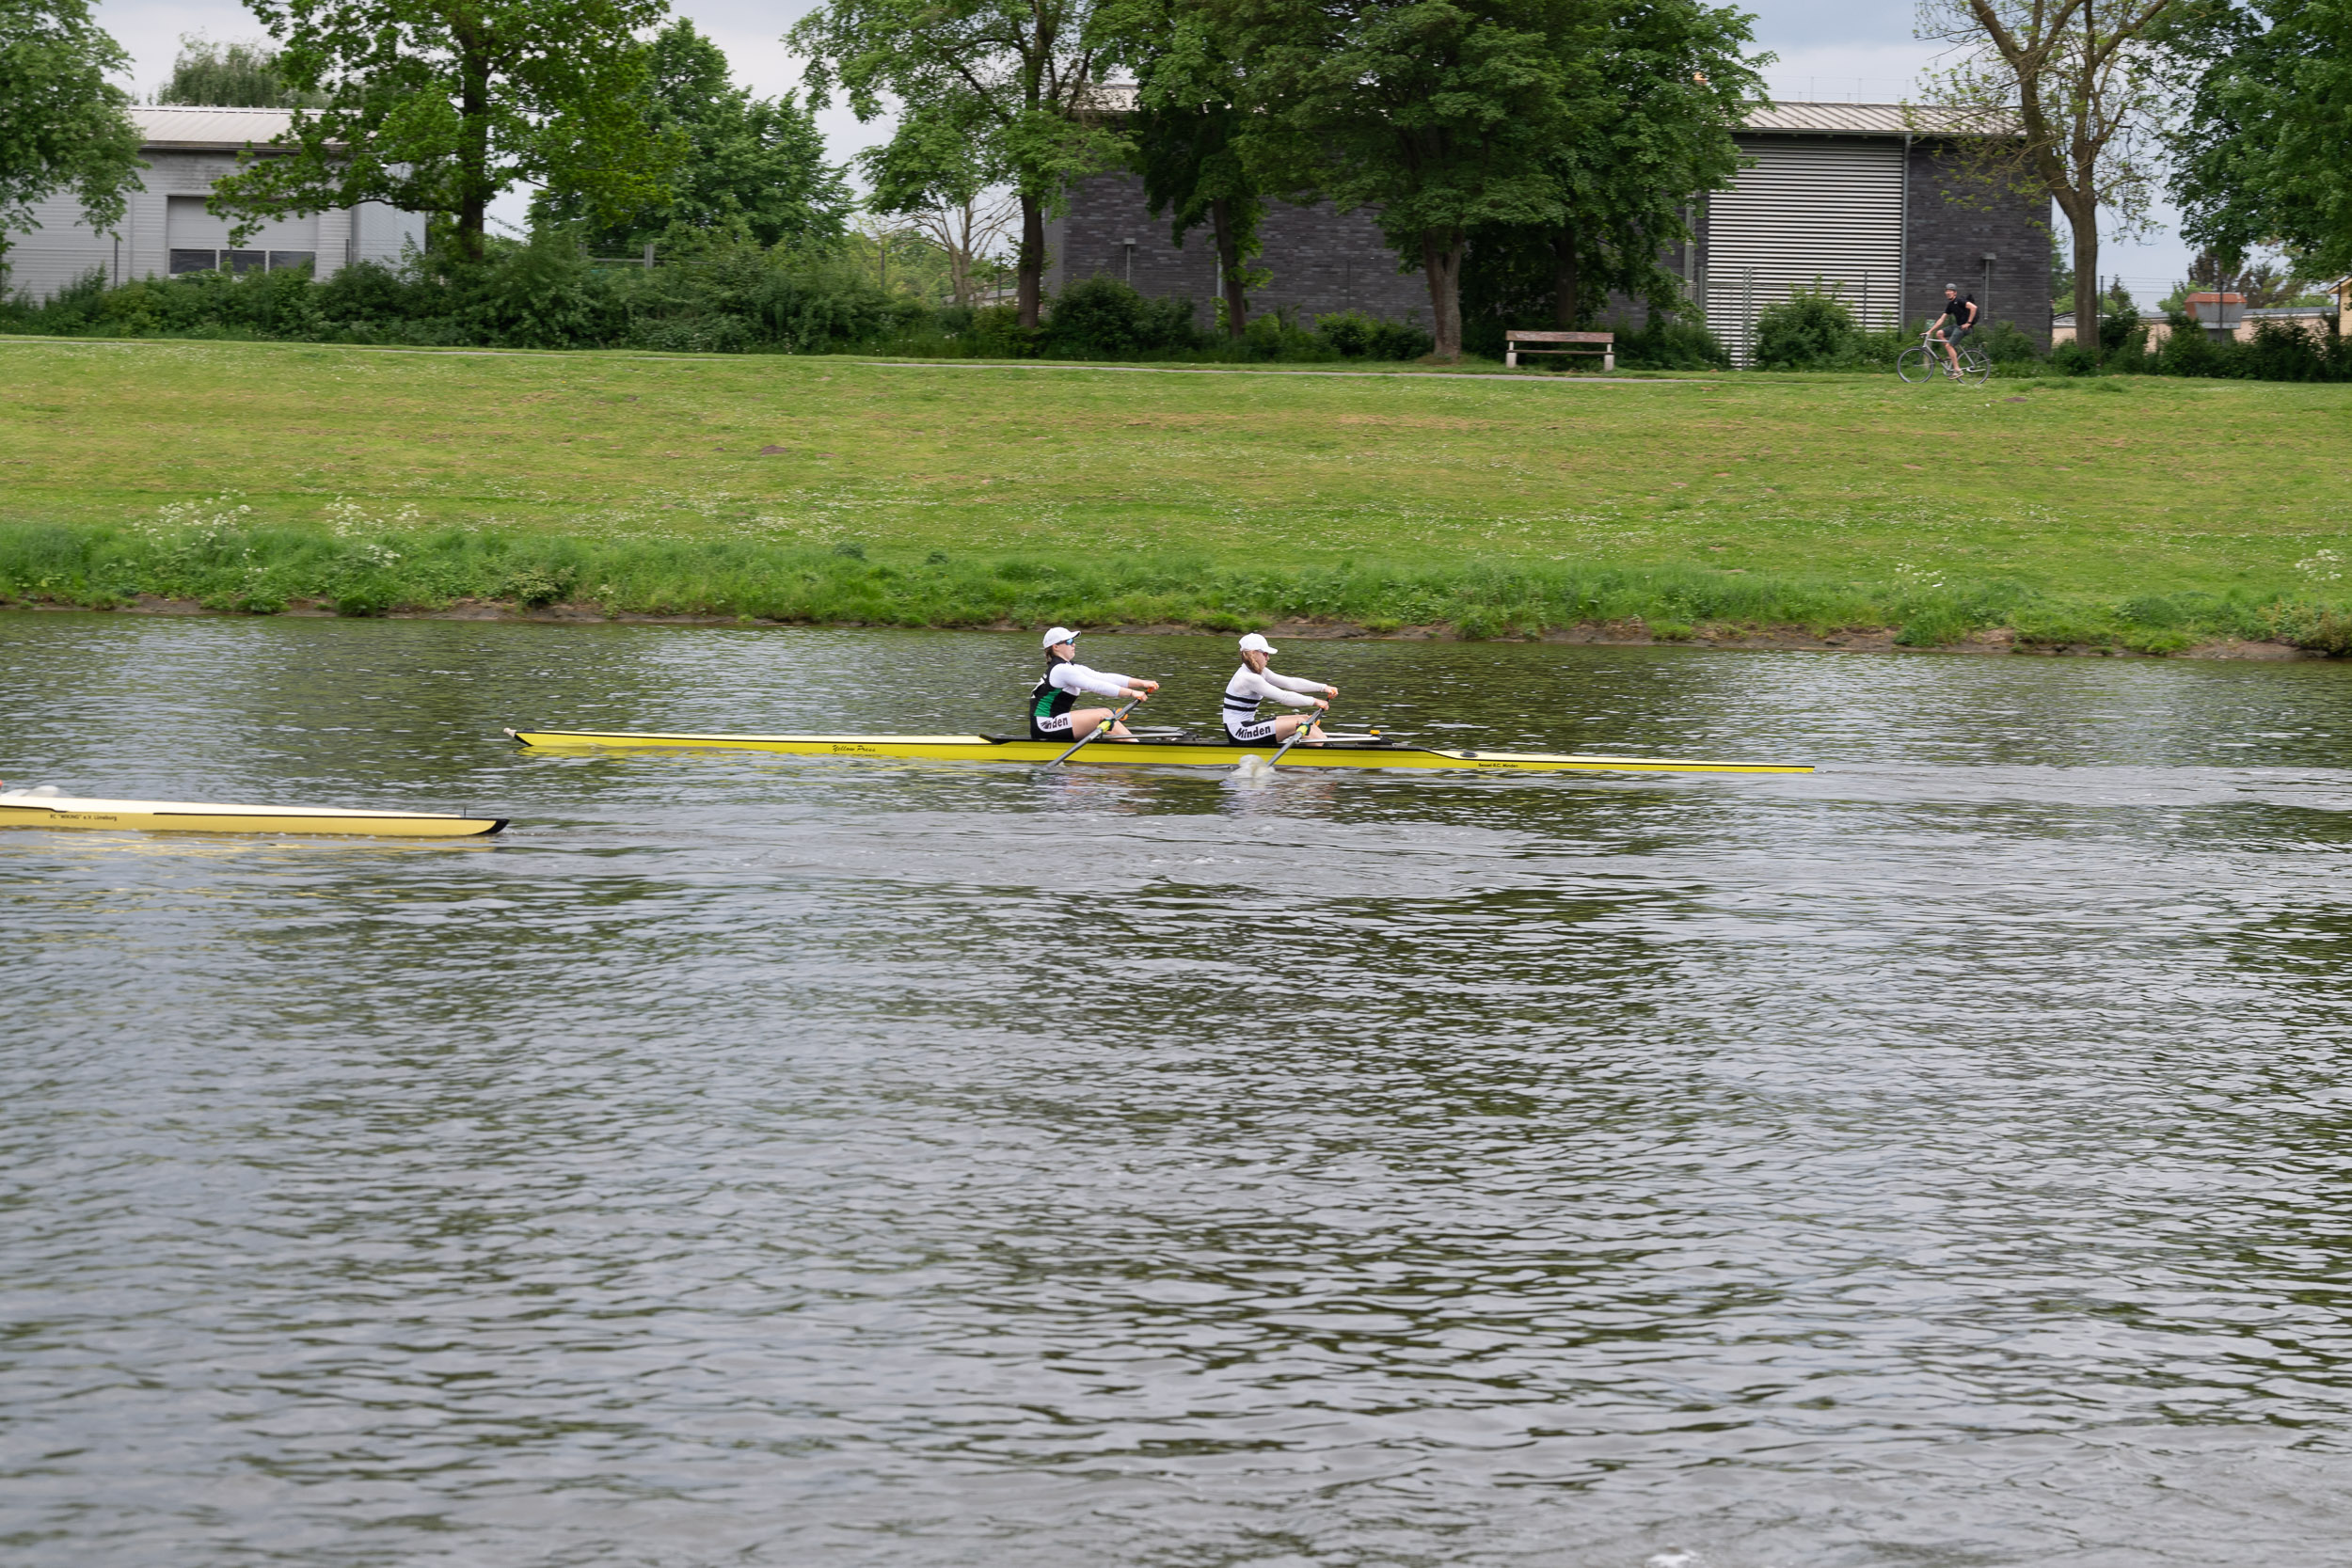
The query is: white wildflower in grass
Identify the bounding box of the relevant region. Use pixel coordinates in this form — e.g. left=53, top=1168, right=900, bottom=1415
left=325, top=498, right=424, bottom=536
left=1895, top=561, right=1947, bottom=591
left=2294, top=548, right=2343, bottom=583
left=137, top=492, right=251, bottom=541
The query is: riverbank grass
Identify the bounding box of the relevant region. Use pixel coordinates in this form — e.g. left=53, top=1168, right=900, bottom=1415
left=4, top=340, right=2349, bottom=650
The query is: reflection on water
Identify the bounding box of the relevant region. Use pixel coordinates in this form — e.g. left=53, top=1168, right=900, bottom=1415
left=4, top=612, right=2352, bottom=1567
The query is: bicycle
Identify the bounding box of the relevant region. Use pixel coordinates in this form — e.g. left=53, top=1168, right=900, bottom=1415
left=1897, top=329, right=1992, bottom=386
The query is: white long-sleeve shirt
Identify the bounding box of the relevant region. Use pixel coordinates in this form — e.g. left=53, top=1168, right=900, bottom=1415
left=1044, top=661, right=1135, bottom=701
left=1223, top=665, right=1330, bottom=734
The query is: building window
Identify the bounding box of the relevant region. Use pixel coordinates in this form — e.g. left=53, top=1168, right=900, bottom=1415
left=167, top=247, right=323, bottom=277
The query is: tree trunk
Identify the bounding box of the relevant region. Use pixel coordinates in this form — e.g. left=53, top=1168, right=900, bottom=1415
left=1421, top=228, right=1464, bottom=359
left=1553, top=227, right=1580, bottom=328
left=2062, top=196, right=2099, bottom=363
left=949, top=202, right=974, bottom=309
left=1211, top=197, right=1247, bottom=340
left=455, top=33, right=491, bottom=262
left=1016, top=193, right=1045, bottom=329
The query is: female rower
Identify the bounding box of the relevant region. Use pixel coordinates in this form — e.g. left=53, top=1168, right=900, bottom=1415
left=1031, top=626, right=1159, bottom=742
left=1223, top=632, right=1335, bottom=746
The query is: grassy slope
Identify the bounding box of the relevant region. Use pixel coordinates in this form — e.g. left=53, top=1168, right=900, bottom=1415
left=4, top=339, right=2350, bottom=646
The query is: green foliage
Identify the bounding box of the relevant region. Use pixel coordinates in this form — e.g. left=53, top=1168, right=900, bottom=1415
left=1225, top=0, right=1609, bottom=357
left=1613, top=315, right=1728, bottom=369
left=2150, top=315, right=2352, bottom=380
left=534, top=22, right=850, bottom=256
left=0, top=0, right=143, bottom=270
left=1535, top=0, right=1762, bottom=325
left=0, top=242, right=1440, bottom=362
left=1751, top=285, right=1859, bottom=370
left=1979, top=320, right=2046, bottom=364
left=855, top=93, right=1011, bottom=309
left=1294, top=0, right=1756, bottom=356
left=2049, top=338, right=2097, bottom=374
left=154, top=35, right=323, bottom=106
left=1043, top=276, right=1200, bottom=356
left=217, top=0, right=680, bottom=260
left=0, top=240, right=914, bottom=352
left=1110, top=0, right=1264, bottom=338
left=2157, top=247, right=2323, bottom=311
left=790, top=0, right=1127, bottom=325
left=2099, top=287, right=2144, bottom=356
left=1312, top=309, right=1433, bottom=359
left=2172, top=0, right=2352, bottom=278
left=9, top=515, right=2347, bottom=657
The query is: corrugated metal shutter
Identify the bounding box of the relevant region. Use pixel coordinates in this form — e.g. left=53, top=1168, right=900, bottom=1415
left=1703, top=139, right=1904, bottom=365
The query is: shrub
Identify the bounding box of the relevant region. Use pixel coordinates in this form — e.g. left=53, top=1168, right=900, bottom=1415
left=2099, top=294, right=2144, bottom=358
left=2050, top=338, right=2099, bottom=375
left=1614, top=316, right=1730, bottom=371
left=1043, top=276, right=1200, bottom=357
left=1979, top=320, right=2044, bottom=364
left=1751, top=285, right=1858, bottom=370
left=444, top=240, right=622, bottom=348
left=1311, top=309, right=1430, bottom=360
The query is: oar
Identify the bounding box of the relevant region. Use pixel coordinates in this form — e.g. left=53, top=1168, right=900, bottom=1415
left=1046, top=697, right=1142, bottom=767
left=1265, top=705, right=1331, bottom=768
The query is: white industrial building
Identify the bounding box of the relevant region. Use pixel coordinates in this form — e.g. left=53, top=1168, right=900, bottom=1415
left=1, top=106, right=424, bottom=303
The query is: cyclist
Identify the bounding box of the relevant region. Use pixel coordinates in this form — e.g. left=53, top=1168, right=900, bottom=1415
left=1929, top=284, right=1979, bottom=373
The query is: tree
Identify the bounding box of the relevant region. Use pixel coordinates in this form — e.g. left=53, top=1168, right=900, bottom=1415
left=0, top=0, right=143, bottom=275
left=534, top=21, right=850, bottom=253
left=1508, top=0, right=1758, bottom=332
left=2160, top=245, right=2318, bottom=308
left=790, top=0, right=1125, bottom=328
left=1218, top=0, right=1601, bottom=359
left=214, top=0, right=679, bottom=261
left=857, top=89, right=1017, bottom=308
left=1106, top=0, right=1263, bottom=339
left=1916, top=0, right=2182, bottom=362
left=2169, top=0, right=2352, bottom=279
left=154, top=35, right=323, bottom=106
left=1562, top=1, right=1756, bottom=325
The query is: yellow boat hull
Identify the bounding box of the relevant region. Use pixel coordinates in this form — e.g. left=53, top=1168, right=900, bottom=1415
left=504, top=728, right=1810, bottom=775
left=0, top=793, right=506, bottom=837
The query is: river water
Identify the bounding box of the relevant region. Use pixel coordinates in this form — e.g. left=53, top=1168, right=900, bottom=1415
left=5, top=611, right=2352, bottom=1568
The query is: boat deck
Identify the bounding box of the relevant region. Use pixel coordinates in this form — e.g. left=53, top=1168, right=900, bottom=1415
left=505, top=729, right=1812, bottom=775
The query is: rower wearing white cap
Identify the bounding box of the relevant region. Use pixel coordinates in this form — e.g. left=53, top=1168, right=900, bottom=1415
left=1030, top=626, right=1159, bottom=742
left=1223, top=632, right=1334, bottom=746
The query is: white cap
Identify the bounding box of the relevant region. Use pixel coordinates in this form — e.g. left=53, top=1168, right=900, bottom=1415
left=1041, top=626, right=1079, bottom=648
left=1238, top=632, right=1277, bottom=655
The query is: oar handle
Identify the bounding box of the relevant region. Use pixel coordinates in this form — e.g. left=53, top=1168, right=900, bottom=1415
left=1045, top=695, right=1143, bottom=767
left=1265, top=702, right=1330, bottom=767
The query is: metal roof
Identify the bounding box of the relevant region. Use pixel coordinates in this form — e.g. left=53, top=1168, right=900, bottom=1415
left=1082, top=89, right=2010, bottom=136
left=133, top=106, right=298, bottom=150
left=1740, top=102, right=2017, bottom=136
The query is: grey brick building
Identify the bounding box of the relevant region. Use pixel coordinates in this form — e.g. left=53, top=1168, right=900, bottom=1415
left=1046, top=101, right=2050, bottom=362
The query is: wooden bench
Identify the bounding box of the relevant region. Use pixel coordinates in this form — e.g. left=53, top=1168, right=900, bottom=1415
left=1504, top=329, right=1614, bottom=371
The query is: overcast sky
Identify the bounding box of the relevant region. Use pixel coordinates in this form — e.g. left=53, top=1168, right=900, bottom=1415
left=96, top=0, right=2193, bottom=298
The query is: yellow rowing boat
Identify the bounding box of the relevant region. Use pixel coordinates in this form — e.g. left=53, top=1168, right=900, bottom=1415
left=504, top=728, right=1810, bottom=775
left=0, top=788, right=507, bottom=837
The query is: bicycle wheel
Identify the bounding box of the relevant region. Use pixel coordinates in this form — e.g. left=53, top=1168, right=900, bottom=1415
left=1897, top=346, right=1940, bottom=384
left=1960, top=348, right=1993, bottom=387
